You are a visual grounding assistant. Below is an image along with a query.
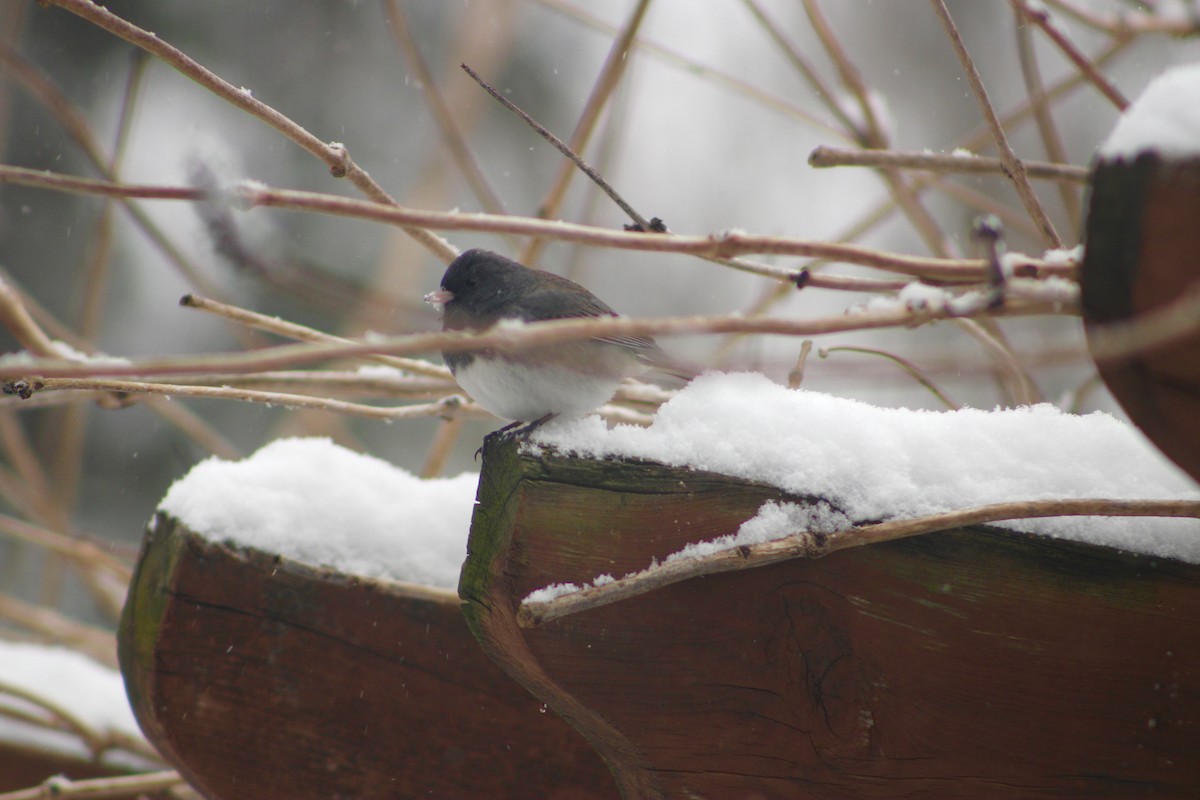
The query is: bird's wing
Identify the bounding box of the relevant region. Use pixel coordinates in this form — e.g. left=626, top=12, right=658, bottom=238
left=517, top=282, right=660, bottom=359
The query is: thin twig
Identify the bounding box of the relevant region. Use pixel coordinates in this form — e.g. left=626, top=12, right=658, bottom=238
left=801, top=0, right=956, bottom=257
left=382, top=1, right=506, bottom=216
left=799, top=35, right=1126, bottom=299
left=421, top=417, right=467, bottom=478
left=520, top=498, right=1200, bottom=626
left=0, top=163, right=207, bottom=200
left=0, top=44, right=225, bottom=297
left=461, top=63, right=651, bottom=232
left=819, top=346, right=959, bottom=409
left=930, top=0, right=1062, bottom=249
left=0, top=513, right=131, bottom=581
left=1, top=166, right=1077, bottom=282
left=33, top=378, right=490, bottom=422
left=521, top=0, right=653, bottom=265
left=953, top=317, right=1042, bottom=405
left=1011, top=3, right=1082, bottom=230
left=41, top=0, right=457, bottom=263
left=956, top=35, right=1129, bottom=156
left=537, top=0, right=848, bottom=138
left=461, top=63, right=800, bottom=287
left=0, top=678, right=157, bottom=762
left=235, top=183, right=1077, bottom=280
left=808, top=146, right=1088, bottom=183
left=740, top=0, right=857, bottom=133
left=1020, top=2, right=1130, bottom=110
left=179, top=370, right=455, bottom=397
left=0, top=413, right=51, bottom=518
left=179, top=294, right=451, bottom=379
left=0, top=592, right=117, bottom=668
left=924, top=172, right=1044, bottom=241
left=78, top=50, right=147, bottom=341
left=786, top=341, right=813, bottom=390
left=1063, top=371, right=1104, bottom=414
left=0, top=771, right=183, bottom=800
left=1043, top=0, right=1199, bottom=35
left=142, top=396, right=243, bottom=460
left=0, top=276, right=63, bottom=356
left=0, top=297, right=1077, bottom=383
left=52, top=52, right=146, bottom=535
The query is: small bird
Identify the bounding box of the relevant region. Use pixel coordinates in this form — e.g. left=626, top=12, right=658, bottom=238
left=424, top=248, right=666, bottom=426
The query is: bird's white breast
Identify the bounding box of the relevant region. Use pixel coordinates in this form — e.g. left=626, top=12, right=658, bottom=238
left=452, top=357, right=624, bottom=422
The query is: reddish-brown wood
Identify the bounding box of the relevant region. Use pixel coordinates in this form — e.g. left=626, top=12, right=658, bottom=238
left=119, top=514, right=615, bottom=800
left=461, top=435, right=1200, bottom=799
left=1082, top=154, right=1200, bottom=482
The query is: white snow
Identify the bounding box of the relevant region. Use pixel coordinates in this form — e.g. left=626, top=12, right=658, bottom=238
left=524, top=572, right=618, bottom=604
left=158, top=437, right=476, bottom=589
left=0, top=641, right=146, bottom=760
left=0, top=341, right=131, bottom=366
left=1099, top=62, right=1200, bottom=158
left=1040, top=244, right=1084, bottom=266
left=525, top=582, right=584, bottom=604
left=155, top=376, right=1198, bottom=607
left=528, top=372, right=1200, bottom=562
left=667, top=500, right=851, bottom=562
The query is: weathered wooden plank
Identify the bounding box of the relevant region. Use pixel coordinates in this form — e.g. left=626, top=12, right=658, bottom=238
left=461, top=433, right=1200, bottom=799
left=1082, top=155, right=1200, bottom=482
left=118, top=513, right=615, bottom=799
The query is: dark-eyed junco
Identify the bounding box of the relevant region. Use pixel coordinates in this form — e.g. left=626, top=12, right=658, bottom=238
left=424, top=248, right=667, bottom=425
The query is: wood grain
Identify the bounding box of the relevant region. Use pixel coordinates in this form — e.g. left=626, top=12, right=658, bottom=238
left=1082, top=154, right=1200, bottom=482
left=118, top=514, right=614, bottom=800
left=461, top=434, right=1200, bottom=799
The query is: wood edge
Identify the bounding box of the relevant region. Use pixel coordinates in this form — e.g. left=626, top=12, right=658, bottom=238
left=459, top=433, right=665, bottom=800
left=117, top=511, right=466, bottom=792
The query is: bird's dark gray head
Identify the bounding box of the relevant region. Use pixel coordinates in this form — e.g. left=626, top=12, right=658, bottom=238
left=436, top=249, right=538, bottom=318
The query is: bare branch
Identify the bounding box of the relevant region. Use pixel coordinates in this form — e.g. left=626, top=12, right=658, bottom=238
left=930, top=0, right=1062, bottom=249
left=1043, top=0, right=1200, bottom=35
left=179, top=294, right=451, bottom=380
left=382, top=1, right=507, bottom=216
left=41, top=0, right=457, bottom=263
left=0, top=513, right=131, bottom=582
left=521, top=0, right=653, bottom=265
left=819, top=345, right=959, bottom=409
left=1011, top=3, right=1082, bottom=230
left=0, top=276, right=60, bottom=356
left=520, top=498, right=1200, bottom=626
left=1, top=165, right=1078, bottom=282
left=0, top=296, right=1076, bottom=383
left=236, top=183, right=1076, bottom=280
left=1018, top=1, right=1130, bottom=110
left=461, top=63, right=652, bottom=232
left=33, top=378, right=489, bottom=422
left=0, top=163, right=205, bottom=200
left=808, top=146, right=1089, bottom=183
left=0, top=771, right=183, bottom=800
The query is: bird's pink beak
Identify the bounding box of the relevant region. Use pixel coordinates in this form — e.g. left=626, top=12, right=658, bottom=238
left=424, top=288, right=453, bottom=310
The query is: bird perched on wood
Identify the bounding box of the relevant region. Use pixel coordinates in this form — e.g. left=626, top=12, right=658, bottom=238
left=424, top=248, right=672, bottom=427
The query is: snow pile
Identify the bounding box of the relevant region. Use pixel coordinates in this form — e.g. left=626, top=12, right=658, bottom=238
left=530, top=372, right=1200, bottom=562
left=1099, top=62, right=1200, bottom=158
left=159, top=437, right=476, bottom=589
left=157, top=375, right=1198, bottom=597
left=669, top=500, right=851, bottom=562
left=0, top=641, right=145, bottom=759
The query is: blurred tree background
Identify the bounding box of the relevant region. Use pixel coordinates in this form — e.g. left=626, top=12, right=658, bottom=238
left=0, top=0, right=1197, bottom=638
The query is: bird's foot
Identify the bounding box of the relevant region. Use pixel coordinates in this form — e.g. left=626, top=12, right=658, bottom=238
left=475, top=414, right=558, bottom=459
